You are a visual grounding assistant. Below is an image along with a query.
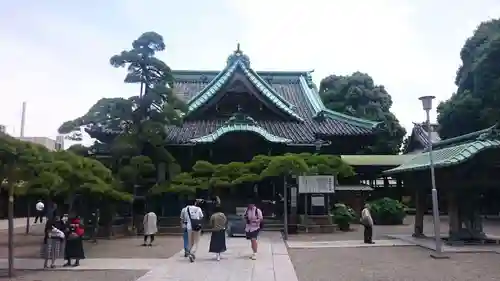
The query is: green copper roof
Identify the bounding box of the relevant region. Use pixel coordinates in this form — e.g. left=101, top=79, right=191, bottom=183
left=186, top=51, right=303, bottom=122
left=342, top=154, right=415, bottom=167
left=298, top=74, right=380, bottom=129
left=384, top=139, right=500, bottom=174
left=189, top=123, right=292, bottom=143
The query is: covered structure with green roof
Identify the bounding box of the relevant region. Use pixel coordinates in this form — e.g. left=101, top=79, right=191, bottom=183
left=384, top=124, right=500, bottom=242
left=166, top=45, right=382, bottom=168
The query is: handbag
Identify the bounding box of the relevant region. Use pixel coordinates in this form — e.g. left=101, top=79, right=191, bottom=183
left=187, top=207, right=202, bottom=231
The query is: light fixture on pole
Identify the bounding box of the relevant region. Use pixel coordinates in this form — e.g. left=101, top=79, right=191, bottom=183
left=418, top=95, right=447, bottom=259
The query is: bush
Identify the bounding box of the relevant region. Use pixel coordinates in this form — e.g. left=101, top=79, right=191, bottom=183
left=368, top=197, right=406, bottom=225
left=331, top=203, right=356, bottom=231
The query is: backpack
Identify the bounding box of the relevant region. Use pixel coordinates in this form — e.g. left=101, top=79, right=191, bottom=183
left=245, top=208, right=263, bottom=229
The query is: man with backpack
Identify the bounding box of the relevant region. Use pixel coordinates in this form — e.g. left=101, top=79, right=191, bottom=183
left=244, top=200, right=263, bottom=260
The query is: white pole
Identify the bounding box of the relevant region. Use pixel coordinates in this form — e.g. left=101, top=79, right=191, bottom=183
left=20, top=101, right=26, bottom=137
left=426, top=110, right=443, bottom=256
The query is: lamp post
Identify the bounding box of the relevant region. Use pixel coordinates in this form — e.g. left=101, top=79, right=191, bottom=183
left=418, top=96, right=445, bottom=258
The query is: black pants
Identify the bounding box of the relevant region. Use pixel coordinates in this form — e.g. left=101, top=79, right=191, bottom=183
left=34, top=212, right=44, bottom=223
left=144, top=234, right=155, bottom=244
left=364, top=225, right=373, bottom=243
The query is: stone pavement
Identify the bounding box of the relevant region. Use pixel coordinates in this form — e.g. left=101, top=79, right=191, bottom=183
left=137, top=233, right=298, bottom=281
left=287, top=239, right=413, bottom=249
left=0, top=233, right=298, bottom=281
left=0, top=218, right=33, bottom=230
left=0, top=258, right=166, bottom=270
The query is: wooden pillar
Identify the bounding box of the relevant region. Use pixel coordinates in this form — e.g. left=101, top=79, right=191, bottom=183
left=447, top=188, right=460, bottom=240
left=413, top=186, right=425, bottom=237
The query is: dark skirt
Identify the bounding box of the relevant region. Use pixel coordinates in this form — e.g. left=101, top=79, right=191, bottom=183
left=65, top=238, right=85, bottom=259
left=209, top=230, right=227, bottom=253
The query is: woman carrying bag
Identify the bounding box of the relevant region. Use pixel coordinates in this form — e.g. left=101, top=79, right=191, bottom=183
left=209, top=206, right=227, bottom=261
left=40, top=219, right=65, bottom=268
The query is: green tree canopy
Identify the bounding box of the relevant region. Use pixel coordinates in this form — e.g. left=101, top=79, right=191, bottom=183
left=152, top=153, right=354, bottom=195
left=0, top=133, right=131, bottom=202
left=319, top=72, right=406, bottom=154
left=437, top=19, right=500, bottom=139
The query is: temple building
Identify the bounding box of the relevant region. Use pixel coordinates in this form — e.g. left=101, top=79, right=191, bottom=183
left=165, top=45, right=381, bottom=169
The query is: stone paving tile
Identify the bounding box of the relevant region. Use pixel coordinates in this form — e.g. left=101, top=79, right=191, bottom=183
left=0, top=258, right=170, bottom=270
left=287, top=215, right=500, bottom=242
left=137, top=232, right=298, bottom=281
left=83, top=236, right=183, bottom=259
left=0, top=218, right=35, bottom=231
left=0, top=269, right=148, bottom=281
left=388, top=234, right=500, bottom=253
left=287, top=239, right=413, bottom=248
left=289, top=246, right=500, bottom=281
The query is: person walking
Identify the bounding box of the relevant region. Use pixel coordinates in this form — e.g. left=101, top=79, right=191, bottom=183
left=64, top=217, right=85, bottom=267
left=209, top=206, right=227, bottom=261
left=40, top=219, right=65, bottom=268
left=142, top=210, right=158, bottom=246
left=244, top=201, right=263, bottom=260
left=361, top=204, right=375, bottom=244
left=35, top=200, right=45, bottom=224
left=180, top=203, right=189, bottom=257
left=185, top=199, right=203, bottom=262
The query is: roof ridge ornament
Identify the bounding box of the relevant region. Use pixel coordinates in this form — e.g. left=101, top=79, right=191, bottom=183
left=227, top=43, right=251, bottom=68
left=225, top=112, right=257, bottom=126
left=477, top=124, right=500, bottom=141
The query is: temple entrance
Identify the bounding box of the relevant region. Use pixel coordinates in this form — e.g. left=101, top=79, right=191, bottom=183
left=210, top=132, right=282, bottom=164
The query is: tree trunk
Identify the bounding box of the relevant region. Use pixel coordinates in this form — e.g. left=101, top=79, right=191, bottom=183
left=25, top=199, right=30, bottom=234
left=8, top=184, right=14, bottom=278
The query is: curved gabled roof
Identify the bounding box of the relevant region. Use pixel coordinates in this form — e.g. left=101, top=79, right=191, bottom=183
left=186, top=50, right=303, bottom=122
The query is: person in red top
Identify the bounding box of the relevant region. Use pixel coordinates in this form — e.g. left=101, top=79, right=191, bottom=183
left=64, top=217, right=86, bottom=267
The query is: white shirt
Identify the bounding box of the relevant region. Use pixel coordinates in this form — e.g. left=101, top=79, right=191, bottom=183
left=180, top=205, right=203, bottom=230
left=35, top=202, right=44, bottom=212
left=361, top=208, right=374, bottom=226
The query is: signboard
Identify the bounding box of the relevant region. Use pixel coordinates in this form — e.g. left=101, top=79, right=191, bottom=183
left=290, top=187, right=297, bottom=207
left=298, top=176, right=335, bottom=193
left=311, top=194, right=325, bottom=206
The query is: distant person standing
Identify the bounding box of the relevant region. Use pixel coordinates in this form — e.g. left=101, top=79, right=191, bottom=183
left=35, top=200, right=45, bottom=224
left=361, top=204, right=375, bottom=244
left=244, top=201, right=263, bottom=260
left=142, top=210, right=158, bottom=247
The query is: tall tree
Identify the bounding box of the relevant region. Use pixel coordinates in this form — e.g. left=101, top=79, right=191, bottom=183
left=58, top=32, right=185, bottom=194
left=319, top=72, right=406, bottom=154
left=437, top=19, right=500, bottom=139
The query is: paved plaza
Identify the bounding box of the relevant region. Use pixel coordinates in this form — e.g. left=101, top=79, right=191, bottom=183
left=3, top=216, right=500, bottom=280
left=0, top=230, right=298, bottom=281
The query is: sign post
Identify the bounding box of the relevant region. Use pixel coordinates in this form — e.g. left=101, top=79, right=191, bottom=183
left=299, top=176, right=335, bottom=232
left=298, top=176, right=335, bottom=194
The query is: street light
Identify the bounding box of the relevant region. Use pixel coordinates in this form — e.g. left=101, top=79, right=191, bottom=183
left=418, top=95, right=446, bottom=258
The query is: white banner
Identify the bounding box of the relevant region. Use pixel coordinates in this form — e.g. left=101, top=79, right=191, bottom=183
left=298, top=176, right=335, bottom=193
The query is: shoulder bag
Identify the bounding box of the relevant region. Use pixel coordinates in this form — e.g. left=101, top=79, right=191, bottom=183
left=187, top=207, right=203, bottom=231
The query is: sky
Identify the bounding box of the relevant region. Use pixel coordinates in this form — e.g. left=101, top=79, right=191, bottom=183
left=1, top=0, right=499, bottom=142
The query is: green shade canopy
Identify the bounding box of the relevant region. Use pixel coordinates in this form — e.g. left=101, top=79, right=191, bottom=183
left=384, top=139, right=500, bottom=174
left=341, top=154, right=415, bottom=167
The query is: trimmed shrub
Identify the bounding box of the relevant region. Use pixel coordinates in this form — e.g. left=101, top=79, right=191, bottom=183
left=331, top=203, right=356, bottom=231
left=368, top=197, right=406, bottom=225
